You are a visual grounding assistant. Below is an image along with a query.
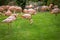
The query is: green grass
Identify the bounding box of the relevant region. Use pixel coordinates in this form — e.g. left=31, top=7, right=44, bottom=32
left=0, top=12, right=60, bottom=40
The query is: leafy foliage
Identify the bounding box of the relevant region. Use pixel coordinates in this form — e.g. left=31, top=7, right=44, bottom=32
left=16, top=0, right=26, bottom=10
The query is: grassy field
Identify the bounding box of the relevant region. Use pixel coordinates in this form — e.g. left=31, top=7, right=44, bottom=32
left=0, top=12, right=60, bottom=40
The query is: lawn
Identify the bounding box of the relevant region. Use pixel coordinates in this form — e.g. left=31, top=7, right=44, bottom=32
left=0, top=12, right=60, bottom=40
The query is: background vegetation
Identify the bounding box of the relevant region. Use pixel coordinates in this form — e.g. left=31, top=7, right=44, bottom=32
left=0, top=0, right=60, bottom=8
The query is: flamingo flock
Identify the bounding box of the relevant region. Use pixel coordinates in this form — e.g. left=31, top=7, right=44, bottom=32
left=0, top=3, right=60, bottom=24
